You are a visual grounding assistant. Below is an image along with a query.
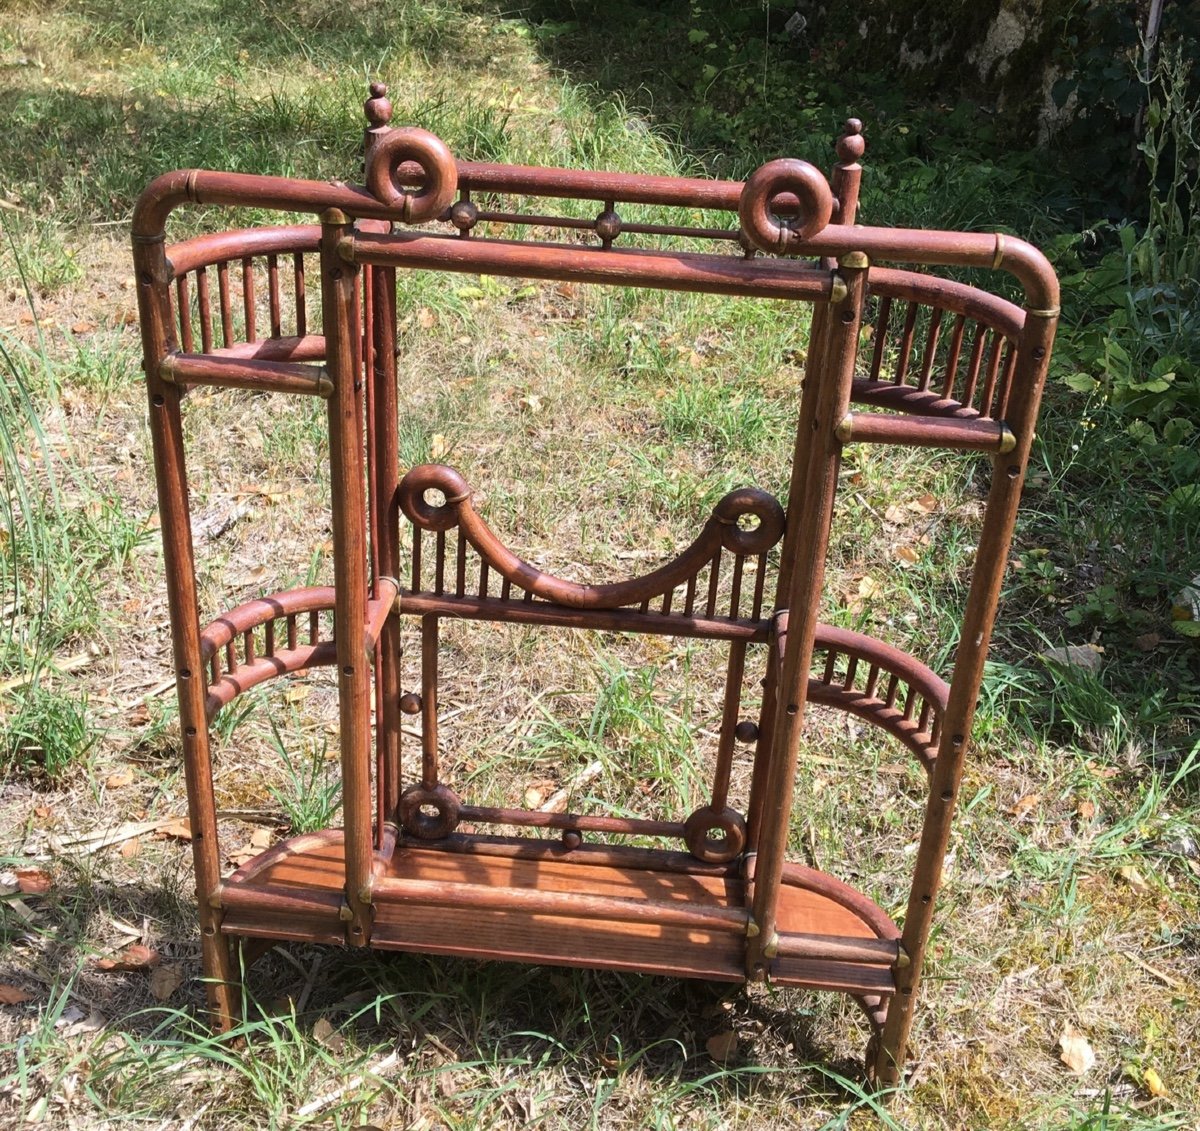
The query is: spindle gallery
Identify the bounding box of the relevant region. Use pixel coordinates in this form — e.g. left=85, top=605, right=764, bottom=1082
left=132, top=83, right=1057, bottom=1087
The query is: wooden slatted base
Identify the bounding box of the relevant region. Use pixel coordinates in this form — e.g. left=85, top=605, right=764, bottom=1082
left=219, top=832, right=898, bottom=999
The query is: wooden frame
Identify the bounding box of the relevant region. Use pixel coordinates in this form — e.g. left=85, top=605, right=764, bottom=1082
left=132, top=83, right=1058, bottom=1086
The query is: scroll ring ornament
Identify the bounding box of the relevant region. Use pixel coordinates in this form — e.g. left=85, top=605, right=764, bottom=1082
left=738, top=158, right=834, bottom=255
left=398, top=463, right=471, bottom=532
left=366, top=127, right=458, bottom=223
left=399, top=782, right=461, bottom=839
left=684, top=805, right=747, bottom=864
left=713, top=488, right=786, bottom=555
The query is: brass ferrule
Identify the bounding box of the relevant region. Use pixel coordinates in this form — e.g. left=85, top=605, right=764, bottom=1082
left=745, top=918, right=760, bottom=939
left=207, top=885, right=224, bottom=910
left=838, top=250, right=869, bottom=269
left=320, top=207, right=351, bottom=226
left=761, top=932, right=780, bottom=959
left=338, top=902, right=354, bottom=922
left=829, top=274, right=849, bottom=304
left=992, top=233, right=1006, bottom=270
left=335, top=235, right=358, bottom=263
left=895, top=945, right=912, bottom=970
left=834, top=413, right=855, bottom=443
left=997, top=424, right=1017, bottom=454
left=1024, top=306, right=1061, bottom=319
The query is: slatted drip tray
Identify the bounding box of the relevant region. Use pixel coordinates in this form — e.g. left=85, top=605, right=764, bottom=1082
left=219, top=832, right=898, bottom=998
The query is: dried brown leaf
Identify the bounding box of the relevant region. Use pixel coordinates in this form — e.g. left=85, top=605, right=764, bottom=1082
left=119, top=837, right=141, bottom=859
left=149, top=964, right=184, bottom=1001
left=312, top=1016, right=346, bottom=1053
left=156, top=818, right=192, bottom=841
left=95, top=944, right=159, bottom=972
left=0, top=984, right=34, bottom=1005
left=1008, top=794, right=1040, bottom=819
left=105, top=770, right=135, bottom=789
left=706, top=1029, right=738, bottom=1063
left=249, top=827, right=273, bottom=849
left=15, top=867, right=52, bottom=895
left=1058, top=1024, right=1095, bottom=1075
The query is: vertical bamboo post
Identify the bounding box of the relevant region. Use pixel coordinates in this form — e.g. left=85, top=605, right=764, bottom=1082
left=873, top=308, right=1058, bottom=1085
left=372, top=264, right=402, bottom=831
left=747, top=257, right=867, bottom=976
left=320, top=210, right=373, bottom=945
left=133, top=233, right=239, bottom=1028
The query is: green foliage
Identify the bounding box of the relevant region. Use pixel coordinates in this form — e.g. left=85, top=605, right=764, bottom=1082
left=1, top=681, right=95, bottom=780
left=266, top=717, right=342, bottom=834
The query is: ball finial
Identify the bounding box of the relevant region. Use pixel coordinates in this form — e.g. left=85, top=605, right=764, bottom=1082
left=836, top=118, right=865, bottom=164
left=364, top=82, right=392, bottom=129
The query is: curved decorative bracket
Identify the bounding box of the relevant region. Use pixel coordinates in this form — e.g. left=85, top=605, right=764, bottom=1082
left=738, top=158, right=835, bottom=255
left=365, top=127, right=457, bottom=223
left=399, top=464, right=784, bottom=611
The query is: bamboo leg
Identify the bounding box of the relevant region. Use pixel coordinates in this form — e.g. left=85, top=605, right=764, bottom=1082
left=748, top=261, right=866, bottom=976
left=872, top=309, right=1057, bottom=1085
left=320, top=212, right=373, bottom=945
left=134, top=235, right=239, bottom=1028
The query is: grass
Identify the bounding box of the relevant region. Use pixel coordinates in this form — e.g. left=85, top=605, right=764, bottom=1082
left=0, top=0, right=1198, bottom=1128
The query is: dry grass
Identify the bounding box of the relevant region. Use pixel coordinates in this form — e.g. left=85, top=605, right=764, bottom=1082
left=1, top=2, right=1198, bottom=1128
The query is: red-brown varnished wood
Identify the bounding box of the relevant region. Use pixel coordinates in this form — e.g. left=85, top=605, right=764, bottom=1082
left=134, top=92, right=1057, bottom=1090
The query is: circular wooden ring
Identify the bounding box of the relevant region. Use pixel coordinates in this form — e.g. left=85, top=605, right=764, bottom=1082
left=683, top=805, right=747, bottom=864
left=399, top=782, right=461, bottom=840
left=714, top=488, right=786, bottom=555
left=398, top=464, right=470, bottom=532
left=738, top=158, right=833, bottom=255
left=366, top=127, right=458, bottom=223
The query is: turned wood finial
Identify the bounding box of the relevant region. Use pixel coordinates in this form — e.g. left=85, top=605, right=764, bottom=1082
left=836, top=118, right=865, bottom=164
left=364, top=82, right=393, bottom=130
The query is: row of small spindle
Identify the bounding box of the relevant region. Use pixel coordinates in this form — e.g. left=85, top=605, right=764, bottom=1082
left=204, top=606, right=335, bottom=689
left=810, top=641, right=943, bottom=752
left=864, top=296, right=1017, bottom=420
left=408, top=524, right=773, bottom=623
left=174, top=253, right=312, bottom=354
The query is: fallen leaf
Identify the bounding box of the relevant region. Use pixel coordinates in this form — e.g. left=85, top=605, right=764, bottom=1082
left=15, top=868, right=52, bottom=895
left=523, top=786, right=545, bottom=808
left=95, top=944, right=159, bottom=972
left=1118, top=864, right=1151, bottom=895
left=907, top=493, right=937, bottom=514
left=894, top=544, right=921, bottom=565
left=1135, top=633, right=1161, bottom=652
left=857, top=576, right=880, bottom=600
left=149, top=964, right=184, bottom=1001
left=1040, top=643, right=1104, bottom=672
left=518, top=393, right=543, bottom=414
left=1058, top=1024, right=1095, bottom=1075
left=1144, top=1066, right=1168, bottom=1097
left=1008, top=794, right=1040, bottom=819
left=227, top=846, right=258, bottom=867
left=119, top=837, right=141, bottom=859
left=0, top=984, right=33, bottom=1005
left=71, top=320, right=96, bottom=334
left=249, top=827, right=273, bottom=849
left=62, top=1008, right=106, bottom=1037
left=105, top=770, right=135, bottom=789
left=430, top=433, right=448, bottom=460
left=157, top=818, right=193, bottom=841
left=1075, top=799, right=1096, bottom=821
left=883, top=504, right=907, bottom=524
left=33, top=806, right=51, bottom=820
left=706, top=1030, right=738, bottom=1063
left=312, top=1016, right=346, bottom=1053
left=416, top=307, right=435, bottom=329
left=283, top=685, right=310, bottom=704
